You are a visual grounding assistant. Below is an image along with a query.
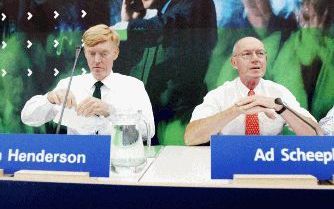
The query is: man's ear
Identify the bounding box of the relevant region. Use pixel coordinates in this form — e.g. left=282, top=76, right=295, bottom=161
left=231, top=56, right=237, bottom=69
left=112, top=47, right=119, bottom=60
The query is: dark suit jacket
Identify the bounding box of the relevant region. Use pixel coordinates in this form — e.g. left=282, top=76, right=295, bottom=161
left=115, top=0, right=217, bottom=141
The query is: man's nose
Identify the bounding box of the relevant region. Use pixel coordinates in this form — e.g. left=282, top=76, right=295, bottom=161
left=251, top=52, right=263, bottom=62
left=94, top=54, right=102, bottom=63
left=250, top=53, right=261, bottom=62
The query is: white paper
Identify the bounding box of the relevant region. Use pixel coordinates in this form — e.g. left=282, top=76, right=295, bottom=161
left=53, top=106, right=108, bottom=134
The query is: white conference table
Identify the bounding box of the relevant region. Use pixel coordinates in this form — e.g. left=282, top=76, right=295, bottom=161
left=2, top=145, right=334, bottom=189
left=140, top=146, right=230, bottom=186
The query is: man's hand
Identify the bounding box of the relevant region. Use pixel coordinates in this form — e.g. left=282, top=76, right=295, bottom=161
left=298, top=1, right=328, bottom=28
left=47, top=89, right=77, bottom=108
left=235, top=95, right=277, bottom=119
left=76, top=97, right=111, bottom=117
left=121, top=0, right=146, bottom=21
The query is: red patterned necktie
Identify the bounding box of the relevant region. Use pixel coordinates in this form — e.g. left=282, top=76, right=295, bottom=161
left=245, top=89, right=260, bottom=135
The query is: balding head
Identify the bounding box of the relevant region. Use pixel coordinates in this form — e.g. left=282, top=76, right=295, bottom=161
left=232, top=37, right=264, bottom=56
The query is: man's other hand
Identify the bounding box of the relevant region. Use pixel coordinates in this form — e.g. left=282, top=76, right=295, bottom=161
left=76, top=97, right=110, bottom=117
left=235, top=95, right=276, bottom=119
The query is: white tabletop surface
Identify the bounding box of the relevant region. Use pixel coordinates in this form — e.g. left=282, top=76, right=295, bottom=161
left=140, top=146, right=230, bottom=186
left=2, top=145, right=334, bottom=189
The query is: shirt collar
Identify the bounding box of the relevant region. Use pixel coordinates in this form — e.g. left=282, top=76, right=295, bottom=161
left=100, top=72, right=114, bottom=89
left=236, top=77, right=263, bottom=96
left=87, top=71, right=114, bottom=90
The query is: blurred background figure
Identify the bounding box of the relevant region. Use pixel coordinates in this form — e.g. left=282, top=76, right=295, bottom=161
left=269, top=0, right=334, bottom=122
left=113, top=0, right=218, bottom=145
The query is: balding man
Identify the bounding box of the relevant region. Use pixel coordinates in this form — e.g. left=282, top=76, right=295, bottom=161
left=184, top=37, right=321, bottom=145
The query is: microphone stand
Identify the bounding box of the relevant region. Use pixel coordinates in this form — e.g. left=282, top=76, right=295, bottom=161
left=55, top=46, right=82, bottom=134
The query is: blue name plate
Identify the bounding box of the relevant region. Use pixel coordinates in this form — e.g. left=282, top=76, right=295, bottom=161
left=0, top=134, right=110, bottom=177
left=211, top=135, right=334, bottom=180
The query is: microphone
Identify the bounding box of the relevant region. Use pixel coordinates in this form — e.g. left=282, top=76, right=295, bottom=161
left=274, top=98, right=319, bottom=135
left=55, top=46, right=82, bottom=134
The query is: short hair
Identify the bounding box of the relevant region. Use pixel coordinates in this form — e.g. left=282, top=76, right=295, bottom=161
left=82, top=24, right=120, bottom=47
left=232, top=37, right=264, bottom=55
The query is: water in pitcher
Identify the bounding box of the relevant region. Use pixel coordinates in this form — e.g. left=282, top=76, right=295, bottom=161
left=109, top=110, right=147, bottom=174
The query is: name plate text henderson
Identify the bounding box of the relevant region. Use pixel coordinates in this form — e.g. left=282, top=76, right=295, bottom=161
left=0, top=134, right=110, bottom=177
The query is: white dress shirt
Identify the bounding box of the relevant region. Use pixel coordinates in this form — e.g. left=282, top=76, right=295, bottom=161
left=190, top=77, right=315, bottom=135
left=21, top=72, right=155, bottom=138
left=319, top=106, right=334, bottom=135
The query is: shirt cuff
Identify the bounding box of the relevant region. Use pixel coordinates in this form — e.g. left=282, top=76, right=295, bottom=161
left=112, top=21, right=129, bottom=30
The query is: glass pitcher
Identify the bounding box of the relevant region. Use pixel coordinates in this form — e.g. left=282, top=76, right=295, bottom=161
left=109, top=110, right=147, bottom=174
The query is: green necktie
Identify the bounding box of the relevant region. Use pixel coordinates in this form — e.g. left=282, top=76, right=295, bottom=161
left=93, top=81, right=103, bottom=99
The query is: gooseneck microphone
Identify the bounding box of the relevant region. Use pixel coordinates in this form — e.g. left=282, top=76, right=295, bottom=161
left=55, top=46, right=83, bottom=134
left=274, top=98, right=319, bottom=135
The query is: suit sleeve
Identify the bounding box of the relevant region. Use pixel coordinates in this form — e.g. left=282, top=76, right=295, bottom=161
left=127, top=0, right=216, bottom=47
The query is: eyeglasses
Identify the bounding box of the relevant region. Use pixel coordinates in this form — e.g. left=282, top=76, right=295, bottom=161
left=234, top=50, right=267, bottom=60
